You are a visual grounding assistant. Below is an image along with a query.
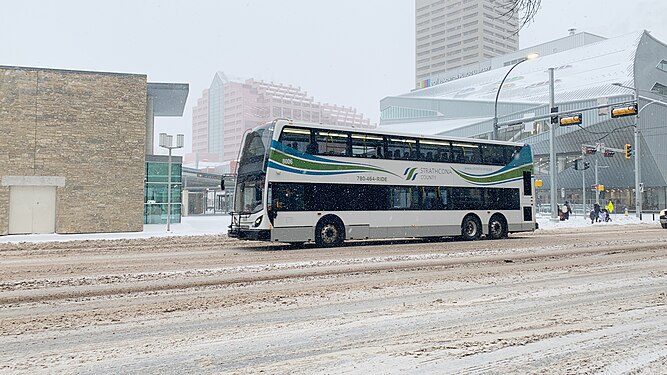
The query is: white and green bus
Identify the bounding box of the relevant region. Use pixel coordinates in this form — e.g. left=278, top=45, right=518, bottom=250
left=228, top=119, right=536, bottom=247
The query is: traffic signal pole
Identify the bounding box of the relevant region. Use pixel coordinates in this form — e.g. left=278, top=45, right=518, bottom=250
left=634, top=87, right=641, bottom=218
left=549, top=68, right=558, bottom=222
left=582, top=147, right=586, bottom=217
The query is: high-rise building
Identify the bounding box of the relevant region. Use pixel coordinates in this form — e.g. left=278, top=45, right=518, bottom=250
left=191, top=89, right=209, bottom=156
left=192, top=73, right=374, bottom=163
left=415, top=0, right=519, bottom=88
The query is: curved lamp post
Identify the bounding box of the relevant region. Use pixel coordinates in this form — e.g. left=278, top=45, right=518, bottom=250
left=492, top=53, right=539, bottom=140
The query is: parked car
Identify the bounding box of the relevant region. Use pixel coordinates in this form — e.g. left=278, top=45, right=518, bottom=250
left=660, top=209, right=667, bottom=229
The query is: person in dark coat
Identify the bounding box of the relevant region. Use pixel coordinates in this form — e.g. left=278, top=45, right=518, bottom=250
left=591, top=203, right=601, bottom=223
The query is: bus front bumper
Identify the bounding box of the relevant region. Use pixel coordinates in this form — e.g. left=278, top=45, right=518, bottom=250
left=228, top=226, right=271, bottom=241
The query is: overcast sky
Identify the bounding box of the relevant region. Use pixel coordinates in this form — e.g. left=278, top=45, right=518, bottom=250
left=2, top=0, right=666, bottom=154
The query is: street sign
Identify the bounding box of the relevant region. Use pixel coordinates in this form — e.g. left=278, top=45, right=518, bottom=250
left=598, top=97, right=609, bottom=116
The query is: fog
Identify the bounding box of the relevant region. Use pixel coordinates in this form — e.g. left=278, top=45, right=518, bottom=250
left=2, top=0, right=666, bottom=154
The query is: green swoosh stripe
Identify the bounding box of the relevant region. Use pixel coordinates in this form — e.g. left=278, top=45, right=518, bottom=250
left=452, top=165, right=533, bottom=184
left=269, top=149, right=390, bottom=174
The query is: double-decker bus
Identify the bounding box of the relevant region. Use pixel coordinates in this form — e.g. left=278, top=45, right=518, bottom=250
left=228, top=119, right=536, bottom=247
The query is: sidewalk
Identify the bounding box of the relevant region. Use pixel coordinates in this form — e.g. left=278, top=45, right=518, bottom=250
left=0, top=215, right=232, bottom=244
left=536, top=212, right=659, bottom=230
left=0, top=213, right=660, bottom=244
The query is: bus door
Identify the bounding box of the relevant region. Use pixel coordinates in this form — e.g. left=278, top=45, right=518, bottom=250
left=269, top=183, right=307, bottom=238
left=522, top=170, right=534, bottom=222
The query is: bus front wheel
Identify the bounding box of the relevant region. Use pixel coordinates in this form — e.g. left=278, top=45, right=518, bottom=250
left=315, top=216, right=345, bottom=247
left=460, top=215, right=482, bottom=241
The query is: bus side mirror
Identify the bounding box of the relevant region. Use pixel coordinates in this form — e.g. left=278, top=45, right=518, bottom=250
left=220, top=177, right=225, bottom=191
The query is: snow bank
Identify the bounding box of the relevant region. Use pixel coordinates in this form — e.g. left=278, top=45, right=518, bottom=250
left=536, top=212, right=659, bottom=230
left=0, top=215, right=232, bottom=244
left=0, top=212, right=660, bottom=244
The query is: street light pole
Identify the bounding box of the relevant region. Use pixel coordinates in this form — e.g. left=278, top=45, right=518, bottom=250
left=549, top=67, right=558, bottom=222
left=159, top=133, right=184, bottom=232
left=632, top=87, right=642, bottom=218
left=492, top=53, right=538, bottom=140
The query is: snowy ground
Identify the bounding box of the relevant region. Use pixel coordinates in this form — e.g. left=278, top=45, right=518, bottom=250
left=1, top=219, right=665, bottom=374
left=0, top=212, right=660, bottom=244
left=0, top=215, right=233, bottom=244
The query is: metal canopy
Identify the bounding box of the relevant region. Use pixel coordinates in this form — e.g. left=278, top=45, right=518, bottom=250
left=147, top=82, right=189, bottom=116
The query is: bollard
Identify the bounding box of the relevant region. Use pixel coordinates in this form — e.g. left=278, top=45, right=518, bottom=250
left=625, top=207, right=628, bottom=217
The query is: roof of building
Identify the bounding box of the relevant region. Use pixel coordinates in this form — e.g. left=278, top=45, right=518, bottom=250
left=402, top=31, right=645, bottom=105
left=379, top=117, right=491, bottom=135
left=148, top=82, right=189, bottom=116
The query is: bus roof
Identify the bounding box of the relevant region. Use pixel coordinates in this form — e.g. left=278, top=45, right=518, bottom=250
left=269, top=118, right=527, bottom=147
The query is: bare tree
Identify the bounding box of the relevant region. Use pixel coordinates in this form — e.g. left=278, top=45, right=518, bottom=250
left=494, top=0, right=542, bottom=35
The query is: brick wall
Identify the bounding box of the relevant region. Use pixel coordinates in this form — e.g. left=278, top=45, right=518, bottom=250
left=0, top=66, right=147, bottom=234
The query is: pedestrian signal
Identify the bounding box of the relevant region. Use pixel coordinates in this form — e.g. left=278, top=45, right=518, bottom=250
left=574, top=160, right=591, bottom=170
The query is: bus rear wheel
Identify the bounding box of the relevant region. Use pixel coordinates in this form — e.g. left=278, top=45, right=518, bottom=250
left=460, top=215, right=482, bottom=241
left=488, top=214, right=508, bottom=240
left=315, top=217, right=345, bottom=247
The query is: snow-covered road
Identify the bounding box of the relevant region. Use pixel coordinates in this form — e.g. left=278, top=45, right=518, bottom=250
left=0, top=222, right=665, bottom=374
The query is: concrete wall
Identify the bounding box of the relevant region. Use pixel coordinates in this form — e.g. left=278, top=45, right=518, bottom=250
left=0, top=66, right=147, bottom=235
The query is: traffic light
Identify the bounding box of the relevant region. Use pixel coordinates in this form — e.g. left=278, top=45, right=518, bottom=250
left=574, top=160, right=590, bottom=170
left=559, top=113, right=582, bottom=126
left=611, top=103, right=638, bottom=118
left=550, top=106, right=559, bottom=124
left=603, top=150, right=615, bottom=157
left=625, top=143, right=632, bottom=159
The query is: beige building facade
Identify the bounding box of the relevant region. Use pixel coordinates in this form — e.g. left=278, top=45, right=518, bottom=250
left=0, top=66, right=147, bottom=235
left=415, top=0, right=519, bottom=87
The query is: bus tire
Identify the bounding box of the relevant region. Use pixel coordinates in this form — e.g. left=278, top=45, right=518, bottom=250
left=488, top=214, right=508, bottom=240
left=315, top=216, right=345, bottom=248
left=460, top=215, right=482, bottom=241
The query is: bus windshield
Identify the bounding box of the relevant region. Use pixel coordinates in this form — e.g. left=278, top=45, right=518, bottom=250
left=237, top=124, right=274, bottom=176
left=235, top=123, right=274, bottom=214
left=235, top=175, right=265, bottom=214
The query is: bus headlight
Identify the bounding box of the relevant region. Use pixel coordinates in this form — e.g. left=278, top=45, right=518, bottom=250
left=254, top=215, right=263, bottom=227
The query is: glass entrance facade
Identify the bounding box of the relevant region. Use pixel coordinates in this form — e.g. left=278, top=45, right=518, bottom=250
left=144, top=156, right=182, bottom=224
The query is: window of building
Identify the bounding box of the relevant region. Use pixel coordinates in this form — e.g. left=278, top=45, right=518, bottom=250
left=657, top=60, right=667, bottom=73
left=651, top=82, right=667, bottom=96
